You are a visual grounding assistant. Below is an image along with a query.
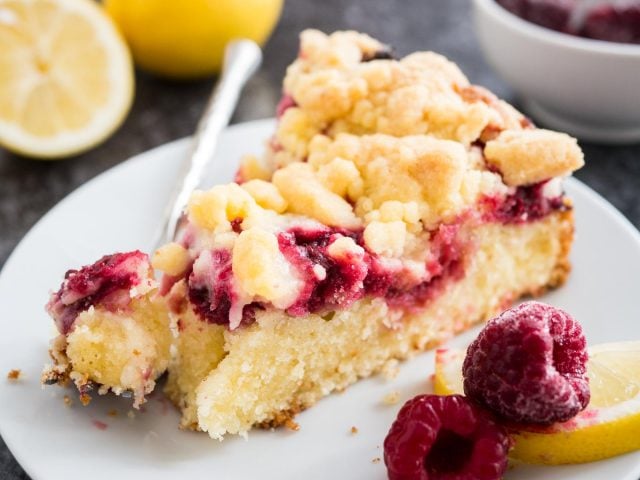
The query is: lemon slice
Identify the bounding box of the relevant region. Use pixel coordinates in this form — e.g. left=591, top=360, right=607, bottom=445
left=0, top=0, right=133, bottom=158
left=434, top=342, right=640, bottom=465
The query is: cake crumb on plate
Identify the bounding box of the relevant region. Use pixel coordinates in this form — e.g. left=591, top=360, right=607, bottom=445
left=7, top=369, right=21, bottom=380
left=284, top=418, right=300, bottom=431
left=382, top=390, right=400, bottom=405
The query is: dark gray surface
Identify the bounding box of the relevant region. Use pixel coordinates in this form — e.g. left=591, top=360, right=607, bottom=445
left=1, top=1, right=639, bottom=478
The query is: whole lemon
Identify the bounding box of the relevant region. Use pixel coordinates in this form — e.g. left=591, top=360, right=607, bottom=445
left=104, top=0, right=283, bottom=79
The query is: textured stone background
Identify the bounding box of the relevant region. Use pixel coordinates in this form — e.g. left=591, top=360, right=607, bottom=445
left=1, top=0, right=639, bottom=478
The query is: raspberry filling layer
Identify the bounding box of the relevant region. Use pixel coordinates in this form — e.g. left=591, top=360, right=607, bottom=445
left=383, top=224, right=465, bottom=309
left=46, top=251, right=149, bottom=335
left=483, top=180, right=566, bottom=224
left=278, top=228, right=369, bottom=316
left=278, top=223, right=466, bottom=317
left=188, top=249, right=259, bottom=327
left=188, top=249, right=234, bottom=325
left=185, top=182, right=567, bottom=328
left=186, top=223, right=466, bottom=328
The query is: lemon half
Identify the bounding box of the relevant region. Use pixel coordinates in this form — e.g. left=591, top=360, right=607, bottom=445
left=0, top=0, right=133, bottom=159
left=434, top=342, right=640, bottom=465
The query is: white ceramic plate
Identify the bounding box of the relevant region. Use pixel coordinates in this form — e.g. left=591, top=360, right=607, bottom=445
left=1, top=119, right=639, bottom=480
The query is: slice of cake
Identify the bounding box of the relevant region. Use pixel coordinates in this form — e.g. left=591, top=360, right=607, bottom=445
left=43, top=251, right=172, bottom=407
left=42, top=30, right=584, bottom=440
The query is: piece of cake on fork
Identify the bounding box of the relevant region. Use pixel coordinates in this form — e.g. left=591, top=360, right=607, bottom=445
left=42, top=29, right=584, bottom=440
left=43, top=251, right=172, bottom=407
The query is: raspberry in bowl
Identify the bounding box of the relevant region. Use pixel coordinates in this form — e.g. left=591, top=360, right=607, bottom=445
left=496, top=0, right=640, bottom=44
left=473, top=0, right=640, bottom=143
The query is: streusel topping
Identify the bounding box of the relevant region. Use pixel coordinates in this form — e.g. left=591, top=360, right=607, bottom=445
left=302, top=133, right=507, bottom=228
left=266, top=30, right=531, bottom=170
left=242, top=29, right=583, bottom=188
left=485, top=129, right=584, bottom=187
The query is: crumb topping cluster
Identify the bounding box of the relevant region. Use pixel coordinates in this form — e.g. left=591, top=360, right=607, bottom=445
left=240, top=30, right=582, bottom=222
left=262, top=30, right=582, bottom=174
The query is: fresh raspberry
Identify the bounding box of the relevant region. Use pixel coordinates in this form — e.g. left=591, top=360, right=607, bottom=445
left=463, top=301, right=589, bottom=425
left=496, top=0, right=575, bottom=33
left=383, top=394, right=511, bottom=480
left=525, top=0, right=575, bottom=33
left=496, top=0, right=527, bottom=18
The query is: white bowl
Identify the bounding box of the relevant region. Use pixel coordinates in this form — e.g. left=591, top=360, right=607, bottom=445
left=473, top=0, right=640, bottom=144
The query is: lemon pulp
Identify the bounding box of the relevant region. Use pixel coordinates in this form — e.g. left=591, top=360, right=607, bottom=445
left=0, top=0, right=133, bottom=158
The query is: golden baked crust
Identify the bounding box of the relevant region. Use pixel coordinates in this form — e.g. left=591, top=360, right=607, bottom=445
left=540, top=205, right=574, bottom=291
left=484, top=130, right=584, bottom=186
